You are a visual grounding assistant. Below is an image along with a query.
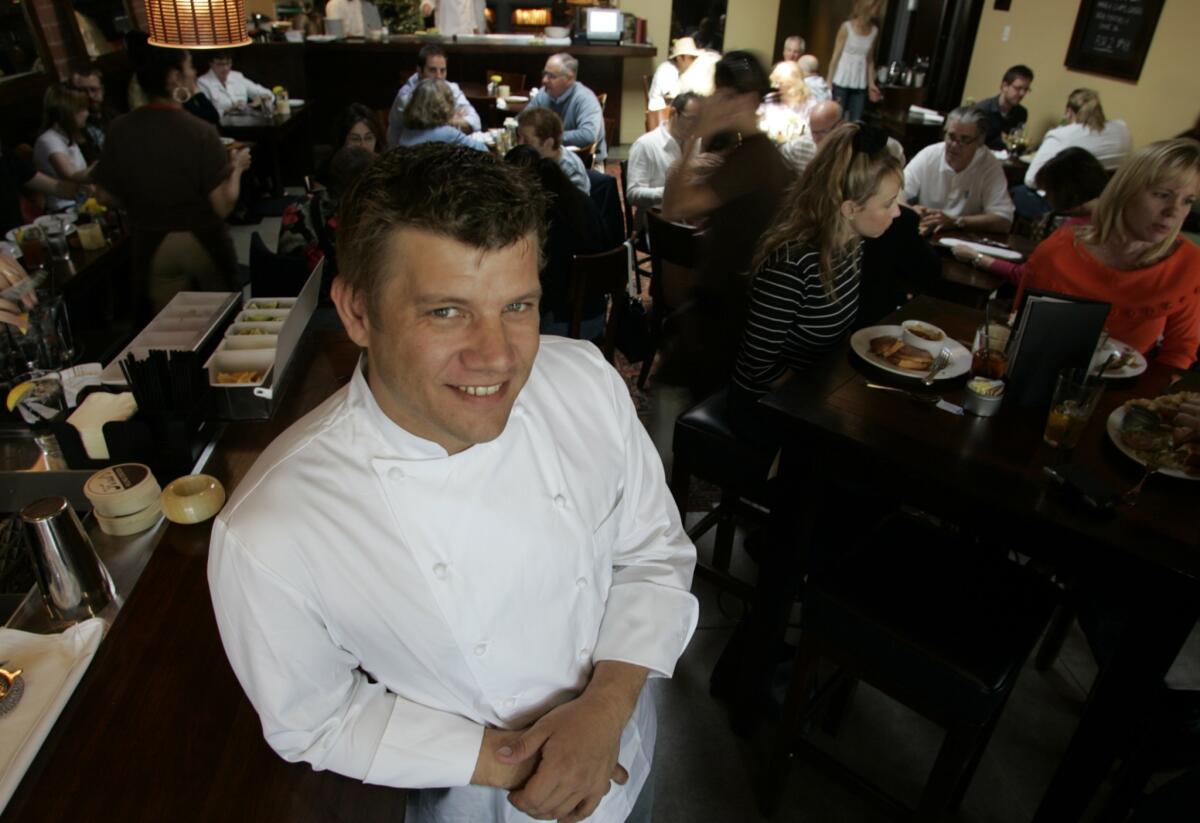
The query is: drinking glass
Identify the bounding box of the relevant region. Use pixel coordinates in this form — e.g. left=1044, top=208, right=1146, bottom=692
left=43, top=217, right=72, bottom=265
left=970, top=323, right=1010, bottom=379
left=17, top=226, right=46, bottom=270
left=1043, top=368, right=1104, bottom=448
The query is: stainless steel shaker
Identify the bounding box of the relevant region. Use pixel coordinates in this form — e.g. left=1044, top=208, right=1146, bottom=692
left=21, top=496, right=119, bottom=622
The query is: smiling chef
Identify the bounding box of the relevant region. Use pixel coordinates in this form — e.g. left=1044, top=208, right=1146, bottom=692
left=208, top=144, right=698, bottom=823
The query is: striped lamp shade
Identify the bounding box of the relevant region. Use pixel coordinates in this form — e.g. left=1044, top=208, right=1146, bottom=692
left=145, top=0, right=252, bottom=49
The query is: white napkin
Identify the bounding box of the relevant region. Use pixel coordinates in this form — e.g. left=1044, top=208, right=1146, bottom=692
left=937, top=236, right=1024, bottom=261
left=0, top=618, right=105, bottom=812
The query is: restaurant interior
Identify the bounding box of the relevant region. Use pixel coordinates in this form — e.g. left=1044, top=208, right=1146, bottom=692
left=1, top=0, right=1199, bottom=821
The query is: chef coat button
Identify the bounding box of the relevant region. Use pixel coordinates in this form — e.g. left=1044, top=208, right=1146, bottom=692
left=433, top=563, right=447, bottom=580
left=553, top=494, right=566, bottom=509
left=474, top=643, right=488, bottom=657
left=388, top=467, right=405, bottom=481
left=504, top=697, right=516, bottom=709
left=578, top=647, right=590, bottom=661
left=576, top=577, right=588, bottom=589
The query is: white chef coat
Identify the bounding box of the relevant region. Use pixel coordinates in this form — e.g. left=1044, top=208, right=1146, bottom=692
left=196, top=69, right=274, bottom=116
left=903, top=142, right=1015, bottom=223
left=428, top=0, right=486, bottom=36
left=209, top=336, right=699, bottom=822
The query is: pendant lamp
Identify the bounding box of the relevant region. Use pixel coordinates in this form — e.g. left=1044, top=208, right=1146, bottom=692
left=144, top=0, right=252, bottom=49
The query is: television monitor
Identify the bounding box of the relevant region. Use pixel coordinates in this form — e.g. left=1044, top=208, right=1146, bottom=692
left=584, top=8, right=623, bottom=42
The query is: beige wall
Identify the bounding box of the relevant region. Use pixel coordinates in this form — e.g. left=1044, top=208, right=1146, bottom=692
left=963, top=1, right=1200, bottom=149
left=616, top=0, right=781, bottom=146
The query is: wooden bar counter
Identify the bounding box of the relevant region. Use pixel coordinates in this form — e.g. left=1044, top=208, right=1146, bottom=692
left=0, top=328, right=415, bottom=822
left=227, top=38, right=657, bottom=147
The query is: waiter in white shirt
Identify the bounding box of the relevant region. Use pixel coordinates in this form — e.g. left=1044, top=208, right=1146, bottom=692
left=324, top=0, right=383, bottom=38
left=420, top=0, right=485, bottom=35
left=208, top=143, right=698, bottom=823
left=196, top=51, right=274, bottom=116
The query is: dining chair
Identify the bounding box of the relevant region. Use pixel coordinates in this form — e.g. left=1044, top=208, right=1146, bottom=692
left=616, top=160, right=652, bottom=293
left=566, top=245, right=630, bottom=363
left=760, top=510, right=1057, bottom=821
left=670, top=389, right=774, bottom=598
left=249, top=231, right=310, bottom=298
left=640, top=210, right=700, bottom=390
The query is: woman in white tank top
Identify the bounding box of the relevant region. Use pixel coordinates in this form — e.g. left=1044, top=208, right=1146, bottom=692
left=827, top=0, right=883, bottom=122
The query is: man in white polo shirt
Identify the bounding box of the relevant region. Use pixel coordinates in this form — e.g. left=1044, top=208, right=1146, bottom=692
left=903, top=106, right=1014, bottom=235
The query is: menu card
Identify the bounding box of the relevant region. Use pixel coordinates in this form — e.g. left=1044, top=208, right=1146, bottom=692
left=1005, top=289, right=1112, bottom=406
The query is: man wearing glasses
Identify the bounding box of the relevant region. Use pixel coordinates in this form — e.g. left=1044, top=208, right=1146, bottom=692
left=902, top=107, right=1014, bottom=236
left=781, top=100, right=903, bottom=175
left=625, top=92, right=700, bottom=229
left=67, top=61, right=113, bottom=163
left=975, top=64, right=1033, bottom=150
left=527, top=54, right=606, bottom=166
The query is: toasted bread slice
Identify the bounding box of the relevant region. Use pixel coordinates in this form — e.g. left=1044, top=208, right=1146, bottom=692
left=889, top=345, right=934, bottom=371
left=869, top=335, right=905, bottom=358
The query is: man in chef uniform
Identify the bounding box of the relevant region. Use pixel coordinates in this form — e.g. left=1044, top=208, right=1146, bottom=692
left=208, top=143, right=699, bottom=823
left=421, top=0, right=485, bottom=35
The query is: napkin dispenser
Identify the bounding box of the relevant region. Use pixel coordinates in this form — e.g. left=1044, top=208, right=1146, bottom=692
left=20, top=497, right=119, bottom=623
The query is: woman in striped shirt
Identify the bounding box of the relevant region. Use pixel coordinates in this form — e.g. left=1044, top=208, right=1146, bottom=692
left=730, top=122, right=902, bottom=432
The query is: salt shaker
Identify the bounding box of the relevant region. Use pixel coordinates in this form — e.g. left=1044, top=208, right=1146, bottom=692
left=21, top=496, right=119, bottom=623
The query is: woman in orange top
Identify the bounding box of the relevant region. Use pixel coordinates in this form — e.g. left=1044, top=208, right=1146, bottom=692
left=1019, top=138, right=1200, bottom=369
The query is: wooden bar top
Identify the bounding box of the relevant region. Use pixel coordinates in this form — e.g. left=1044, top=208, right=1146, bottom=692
left=0, top=329, right=413, bottom=822
left=279, top=36, right=656, bottom=58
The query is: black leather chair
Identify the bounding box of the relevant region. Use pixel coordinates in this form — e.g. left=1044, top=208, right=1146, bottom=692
left=671, top=389, right=775, bottom=597
left=760, top=512, right=1057, bottom=820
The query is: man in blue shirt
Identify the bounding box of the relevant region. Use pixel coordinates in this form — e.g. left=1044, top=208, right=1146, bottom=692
left=387, top=45, right=481, bottom=146
left=527, top=53, right=606, bottom=166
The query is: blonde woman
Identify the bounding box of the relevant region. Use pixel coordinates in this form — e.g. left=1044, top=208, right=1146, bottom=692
left=760, top=61, right=813, bottom=142
left=730, top=123, right=902, bottom=423
left=395, top=79, right=487, bottom=152
left=34, top=84, right=93, bottom=211
left=1024, top=88, right=1132, bottom=187
left=827, top=0, right=884, bottom=122
left=1019, top=138, right=1200, bottom=369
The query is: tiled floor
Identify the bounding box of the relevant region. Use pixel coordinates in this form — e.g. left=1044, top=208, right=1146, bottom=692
left=647, top=518, right=1200, bottom=822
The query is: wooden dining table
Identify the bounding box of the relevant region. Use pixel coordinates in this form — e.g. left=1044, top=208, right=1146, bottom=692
left=932, top=230, right=1036, bottom=306
left=219, top=105, right=313, bottom=196
left=759, top=294, right=1199, bottom=822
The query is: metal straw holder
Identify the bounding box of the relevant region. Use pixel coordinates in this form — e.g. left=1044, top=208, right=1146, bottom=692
left=20, top=496, right=119, bottom=622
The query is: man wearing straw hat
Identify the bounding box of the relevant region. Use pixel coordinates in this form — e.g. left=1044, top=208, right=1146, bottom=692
left=647, top=37, right=702, bottom=111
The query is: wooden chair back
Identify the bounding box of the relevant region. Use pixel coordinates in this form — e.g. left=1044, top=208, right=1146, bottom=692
left=567, top=244, right=630, bottom=362
left=646, top=210, right=700, bottom=313
left=642, top=75, right=651, bottom=107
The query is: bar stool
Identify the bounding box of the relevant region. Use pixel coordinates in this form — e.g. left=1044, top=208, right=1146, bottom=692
left=760, top=512, right=1057, bottom=820
left=671, top=389, right=775, bottom=597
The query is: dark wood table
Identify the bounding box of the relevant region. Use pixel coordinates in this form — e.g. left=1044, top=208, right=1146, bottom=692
left=933, top=231, right=1036, bottom=306
left=0, top=329, right=413, bottom=821
left=219, top=106, right=313, bottom=196
left=460, top=81, right=529, bottom=130
left=760, top=295, right=1199, bottom=822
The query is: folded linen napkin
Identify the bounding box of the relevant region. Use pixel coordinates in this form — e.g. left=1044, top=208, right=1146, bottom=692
left=0, top=618, right=105, bottom=812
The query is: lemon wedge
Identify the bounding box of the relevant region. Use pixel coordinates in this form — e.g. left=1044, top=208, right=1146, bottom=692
left=6, top=380, right=34, bottom=412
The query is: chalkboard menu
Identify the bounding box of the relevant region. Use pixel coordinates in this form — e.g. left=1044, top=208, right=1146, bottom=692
left=1065, top=0, right=1164, bottom=81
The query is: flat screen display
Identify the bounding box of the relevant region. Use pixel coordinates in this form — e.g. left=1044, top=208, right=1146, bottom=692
left=585, top=8, right=622, bottom=41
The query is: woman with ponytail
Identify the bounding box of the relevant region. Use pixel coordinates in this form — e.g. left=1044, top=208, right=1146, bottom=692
left=729, top=122, right=902, bottom=427
left=92, top=33, right=251, bottom=319
left=1023, top=88, right=1132, bottom=187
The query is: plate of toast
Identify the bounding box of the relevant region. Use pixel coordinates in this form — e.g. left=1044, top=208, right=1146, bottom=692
left=850, top=325, right=972, bottom=380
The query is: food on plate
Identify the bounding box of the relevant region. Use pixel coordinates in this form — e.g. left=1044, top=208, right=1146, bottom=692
left=216, top=370, right=263, bottom=384
left=907, top=323, right=944, bottom=342
left=869, top=335, right=934, bottom=371
left=1118, top=391, right=1200, bottom=475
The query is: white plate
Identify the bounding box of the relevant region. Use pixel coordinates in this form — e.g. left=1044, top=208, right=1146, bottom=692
left=937, top=237, right=1023, bottom=261
left=505, top=95, right=529, bottom=103
left=306, top=34, right=336, bottom=42
left=1089, top=338, right=1147, bottom=379
left=4, top=223, right=77, bottom=242
left=0, top=240, right=20, bottom=259
left=288, top=98, right=305, bottom=108
left=36, top=212, right=77, bottom=228
left=1106, top=406, right=1199, bottom=481
left=850, top=325, right=971, bottom=381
